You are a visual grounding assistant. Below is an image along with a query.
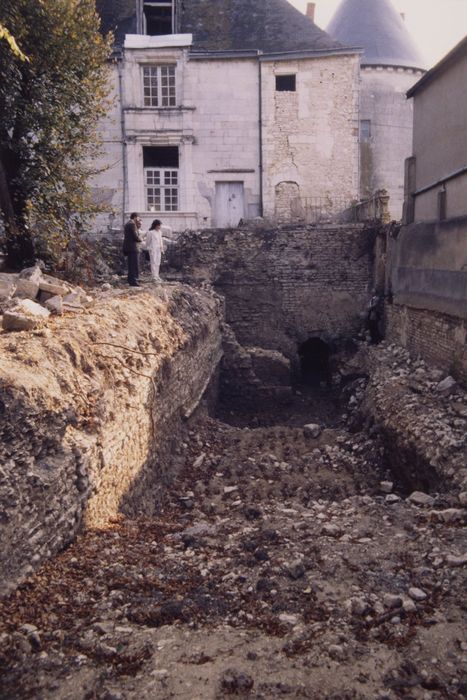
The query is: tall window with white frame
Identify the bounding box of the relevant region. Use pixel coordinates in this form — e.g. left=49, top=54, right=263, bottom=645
left=144, top=146, right=179, bottom=212
left=143, top=65, right=176, bottom=107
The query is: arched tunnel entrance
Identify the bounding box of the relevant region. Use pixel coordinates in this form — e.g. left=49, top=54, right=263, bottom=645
left=298, top=337, right=331, bottom=386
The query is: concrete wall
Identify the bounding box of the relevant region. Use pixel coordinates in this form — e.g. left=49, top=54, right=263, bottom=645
left=359, top=66, right=422, bottom=221
left=0, top=286, right=223, bottom=594
left=171, top=224, right=375, bottom=359
left=389, top=217, right=467, bottom=321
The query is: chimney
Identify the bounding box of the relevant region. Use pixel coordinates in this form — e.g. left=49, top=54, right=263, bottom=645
left=306, top=2, right=316, bottom=22
left=400, top=12, right=405, bottom=21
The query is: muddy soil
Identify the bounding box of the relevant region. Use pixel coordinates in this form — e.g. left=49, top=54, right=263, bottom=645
left=0, top=399, right=466, bottom=700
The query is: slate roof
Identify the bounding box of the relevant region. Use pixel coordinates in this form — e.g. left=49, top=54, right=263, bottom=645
left=327, top=0, right=425, bottom=70
left=180, top=0, right=346, bottom=54
left=96, top=0, right=350, bottom=56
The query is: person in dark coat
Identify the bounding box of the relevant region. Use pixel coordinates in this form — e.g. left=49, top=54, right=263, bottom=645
left=367, top=291, right=384, bottom=344
left=123, top=212, right=142, bottom=286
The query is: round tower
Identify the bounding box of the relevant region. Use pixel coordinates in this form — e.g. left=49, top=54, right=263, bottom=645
left=327, top=0, right=426, bottom=220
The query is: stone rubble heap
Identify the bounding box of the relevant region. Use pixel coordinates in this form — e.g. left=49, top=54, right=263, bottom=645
left=0, top=414, right=465, bottom=699
left=0, top=267, right=93, bottom=331
left=343, top=342, right=467, bottom=499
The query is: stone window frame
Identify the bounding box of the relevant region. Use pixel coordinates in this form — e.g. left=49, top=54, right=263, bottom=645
left=142, top=64, right=177, bottom=108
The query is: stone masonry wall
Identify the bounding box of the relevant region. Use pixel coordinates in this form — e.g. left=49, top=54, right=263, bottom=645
left=386, top=304, right=467, bottom=383
left=0, top=285, right=223, bottom=594
left=171, top=224, right=375, bottom=361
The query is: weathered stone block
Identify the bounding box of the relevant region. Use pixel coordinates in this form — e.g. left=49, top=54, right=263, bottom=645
left=2, top=299, right=50, bottom=331
left=13, top=278, right=40, bottom=300
left=39, top=275, right=71, bottom=296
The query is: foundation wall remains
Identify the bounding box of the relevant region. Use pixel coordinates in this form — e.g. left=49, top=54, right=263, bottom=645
left=0, top=286, right=223, bottom=594
left=386, top=304, right=467, bottom=383
left=171, top=224, right=375, bottom=360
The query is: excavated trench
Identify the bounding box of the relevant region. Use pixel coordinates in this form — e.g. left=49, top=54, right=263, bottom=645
left=0, top=288, right=465, bottom=700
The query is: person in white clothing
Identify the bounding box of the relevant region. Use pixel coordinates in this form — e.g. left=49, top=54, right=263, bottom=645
left=145, top=219, right=165, bottom=281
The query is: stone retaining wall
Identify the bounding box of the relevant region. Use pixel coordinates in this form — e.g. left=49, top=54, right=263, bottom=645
left=170, top=224, right=375, bottom=360
left=386, top=304, right=467, bottom=383
left=0, top=285, right=223, bottom=594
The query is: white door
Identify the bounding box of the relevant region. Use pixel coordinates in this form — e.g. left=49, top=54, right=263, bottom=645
left=214, top=182, right=245, bottom=228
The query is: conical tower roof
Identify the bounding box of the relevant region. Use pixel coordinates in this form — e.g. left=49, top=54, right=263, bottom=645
left=327, top=0, right=425, bottom=69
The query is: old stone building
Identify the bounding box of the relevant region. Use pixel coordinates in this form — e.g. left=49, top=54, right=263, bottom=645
left=387, top=36, right=467, bottom=380
left=327, top=0, right=425, bottom=220
left=93, top=0, right=361, bottom=232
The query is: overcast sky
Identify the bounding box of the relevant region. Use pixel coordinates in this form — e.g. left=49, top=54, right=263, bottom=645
left=289, top=0, right=467, bottom=68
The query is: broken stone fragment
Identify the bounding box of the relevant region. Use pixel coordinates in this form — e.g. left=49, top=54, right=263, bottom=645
left=286, top=559, right=306, bottom=580
left=193, top=453, right=205, bottom=468
left=402, top=598, right=417, bottom=613
left=350, top=597, right=369, bottom=616
left=385, top=494, right=401, bottom=504
left=436, top=376, right=457, bottom=394
left=380, top=481, right=393, bottom=494
left=224, top=485, right=238, bottom=495
left=321, top=523, right=342, bottom=537
left=407, top=491, right=435, bottom=507
left=0, top=273, right=17, bottom=302
left=18, top=265, right=42, bottom=282
left=44, top=295, right=63, bottom=315
left=13, top=276, right=40, bottom=300
left=2, top=299, right=50, bottom=331
left=429, top=508, right=465, bottom=524
left=408, top=587, right=427, bottom=601
left=39, top=274, right=71, bottom=297
left=62, top=300, right=84, bottom=314
left=445, top=553, right=467, bottom=567
left=304, top=423, right=321, bottom=438
left=63, top=290, right=91, bottom=307
left=383, top=593, right=402, bottom=609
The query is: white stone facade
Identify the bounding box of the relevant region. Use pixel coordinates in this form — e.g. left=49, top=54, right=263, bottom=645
left=91, top=36, right=360, bottom=233
left=359, top=66, right=423, bottom=221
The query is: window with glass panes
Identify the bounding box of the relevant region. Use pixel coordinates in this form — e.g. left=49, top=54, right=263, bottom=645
left=144, top=146, right=179, bottom=212
left=143, top=65, right=176, bottom=107
left=145, top=169, right=178, bottom=211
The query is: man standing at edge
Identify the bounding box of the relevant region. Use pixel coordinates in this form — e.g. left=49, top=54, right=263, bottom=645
left=123, top=212, right=142, bottom=287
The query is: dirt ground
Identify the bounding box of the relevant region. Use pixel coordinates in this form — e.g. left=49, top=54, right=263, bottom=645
left=0, top=397, right=466, bottom=700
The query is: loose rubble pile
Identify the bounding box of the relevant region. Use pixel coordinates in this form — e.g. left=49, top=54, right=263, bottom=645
left=0, top=386, right=465, bottom=699
left=344, top=343, right=467, bottom=496
left=0, top=267, right=93, bottom=331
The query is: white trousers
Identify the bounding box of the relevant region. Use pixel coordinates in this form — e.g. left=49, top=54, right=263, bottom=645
left=149, top=248, right=161, bottom=280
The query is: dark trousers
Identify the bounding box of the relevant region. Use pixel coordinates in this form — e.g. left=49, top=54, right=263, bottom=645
left=127, top=251, right=139, bottom=286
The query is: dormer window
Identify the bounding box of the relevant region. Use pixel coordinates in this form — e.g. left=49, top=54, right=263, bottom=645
left=143, top=1, right=174, bottom=36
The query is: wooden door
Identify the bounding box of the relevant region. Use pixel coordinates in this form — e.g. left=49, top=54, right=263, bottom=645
left=214, top=182, right=245, bottom=228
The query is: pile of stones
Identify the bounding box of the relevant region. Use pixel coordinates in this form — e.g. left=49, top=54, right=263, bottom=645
left=0, top=266, right=93, bottom=332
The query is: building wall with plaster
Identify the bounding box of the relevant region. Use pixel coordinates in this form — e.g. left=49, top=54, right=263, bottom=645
left=90, top=40, right=360, bottom=234
left=359, top=66, right=422, bottom=221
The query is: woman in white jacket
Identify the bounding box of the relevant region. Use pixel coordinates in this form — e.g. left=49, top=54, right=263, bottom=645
left=145, top=219, right=165, bottom=281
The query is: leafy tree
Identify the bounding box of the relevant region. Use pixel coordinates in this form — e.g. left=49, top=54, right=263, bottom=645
left=0, top=0, right=112, bottom=269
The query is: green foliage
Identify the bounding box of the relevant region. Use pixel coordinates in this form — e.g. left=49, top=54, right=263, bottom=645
left=0, top=0, right=112, bottom=269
